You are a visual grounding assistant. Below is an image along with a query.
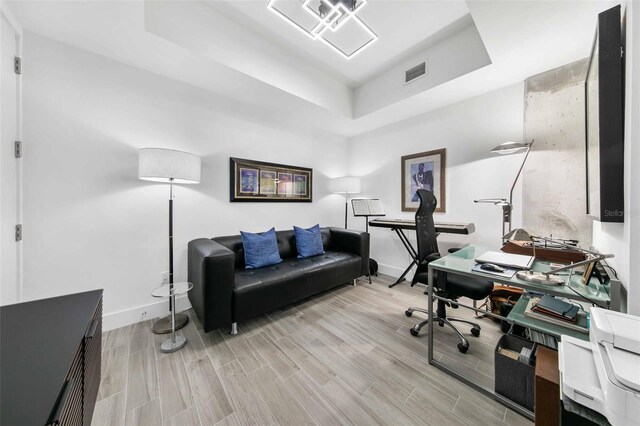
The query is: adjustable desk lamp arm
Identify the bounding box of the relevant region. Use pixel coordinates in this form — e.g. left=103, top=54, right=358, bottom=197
left=529, top=235, right=614, bottom=277
left=474, top=198, right=508, bottom=204
left=509, top=142, right=533, bottom=206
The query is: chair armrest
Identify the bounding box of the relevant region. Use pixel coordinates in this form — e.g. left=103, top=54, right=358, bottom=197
left=412, top=253, right=442, bottom=284
left=424, top=253, right=442, bottom=262
left=328, top=228, right=370, bottom=276
left=188, top=238, right=235, bottom=332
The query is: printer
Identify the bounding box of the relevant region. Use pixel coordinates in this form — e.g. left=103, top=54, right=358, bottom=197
left=559, top=308, right=640, bottom=425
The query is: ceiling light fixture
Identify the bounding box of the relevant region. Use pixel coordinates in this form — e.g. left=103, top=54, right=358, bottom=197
left=267, top=0, right=378, bottom=59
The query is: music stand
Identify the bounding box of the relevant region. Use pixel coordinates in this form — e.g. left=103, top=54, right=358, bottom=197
left=351, top=199, right=386, bottom=231
left=351, top=199, right=385, bottom=285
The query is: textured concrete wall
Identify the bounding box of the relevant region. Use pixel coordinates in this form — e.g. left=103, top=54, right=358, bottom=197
left=523, top=59, right=593, bottom=246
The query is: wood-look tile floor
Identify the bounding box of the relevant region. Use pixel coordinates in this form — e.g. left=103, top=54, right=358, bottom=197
left=92, top=275, right=533, bottom=426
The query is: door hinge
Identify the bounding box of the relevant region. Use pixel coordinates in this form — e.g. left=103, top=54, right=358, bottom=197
left=15, top=224, right=22, bottom=241
left=14, top=57, right=21, bottom=75
left=15, top=141, right=22, bottom=158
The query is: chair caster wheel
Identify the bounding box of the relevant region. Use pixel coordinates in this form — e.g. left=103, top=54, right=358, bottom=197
left=405, top=310, right=413, bottom=317
left=457, top=343, right=469, bottom=353
left=410, top=328, right=419, bottom=337
left=471, top=327, right=480, bottom=337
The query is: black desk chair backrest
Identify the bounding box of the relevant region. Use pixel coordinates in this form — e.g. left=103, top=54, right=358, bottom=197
left=407, top=189, right=493, bottom=353
left=415, top=189, right=439, bottom=263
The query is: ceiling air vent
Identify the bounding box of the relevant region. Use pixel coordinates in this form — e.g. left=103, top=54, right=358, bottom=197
left=405, top=62, right=426, bottom=83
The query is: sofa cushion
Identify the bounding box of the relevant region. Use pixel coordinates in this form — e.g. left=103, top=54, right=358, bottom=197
left=234, top=251, right=360, bottom=293
left=235, top=259, right=307, bottom=292
left=232, top=251, right=361, bottom=323
left=240, top=228, right=282, bottom=269
left=294, top=224, right=325, bottom=258
left=233, top=260, right=310, bottom=321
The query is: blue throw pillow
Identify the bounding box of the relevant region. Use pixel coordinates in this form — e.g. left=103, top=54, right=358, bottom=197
left=294, top=224, right=325, bottom=258
left=240, top=228, right=282, bottom=269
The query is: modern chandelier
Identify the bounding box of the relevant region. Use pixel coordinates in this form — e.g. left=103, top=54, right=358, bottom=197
left=267, top=0, right=378, bottom=59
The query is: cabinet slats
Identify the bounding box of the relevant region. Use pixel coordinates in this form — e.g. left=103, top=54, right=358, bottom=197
left=83, top=301, right=102, bottom=425
left=46, top=296, right=102, bottom=426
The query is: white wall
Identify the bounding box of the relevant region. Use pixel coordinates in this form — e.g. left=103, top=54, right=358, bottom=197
left=592, top=0, right=640, bottom=315
left=353, top=20, right=491, bottom=118
left=21, top=33, right=348, bottom=330
left=348, top=83, right=525, bottom=278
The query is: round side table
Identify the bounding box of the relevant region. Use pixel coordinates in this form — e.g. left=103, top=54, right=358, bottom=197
left=152, top=282, right=193, bottom=353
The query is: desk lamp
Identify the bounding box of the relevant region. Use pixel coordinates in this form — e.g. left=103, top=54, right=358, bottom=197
left=138, top=148, right=201, bottom=335
left=504, top=228, right=614, bottom=285
left=330, top=176, right=361, bottom=229
left=475, top=140, right=534, bottom=241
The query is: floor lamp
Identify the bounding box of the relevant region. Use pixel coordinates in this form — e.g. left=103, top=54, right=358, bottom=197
left=474, top=140, right=534, bottom=241
left=330, top=176, right=361, bottom=229
left=138, top=148, right=201, bottom=335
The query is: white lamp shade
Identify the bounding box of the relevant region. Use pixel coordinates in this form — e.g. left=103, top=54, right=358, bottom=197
left=330, top=176, right=361, bottom=194
left=138, top=148, right=201, bottom=184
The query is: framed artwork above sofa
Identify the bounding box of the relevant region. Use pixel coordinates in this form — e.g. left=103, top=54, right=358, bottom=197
left=230, top=157, right=313, bottom=202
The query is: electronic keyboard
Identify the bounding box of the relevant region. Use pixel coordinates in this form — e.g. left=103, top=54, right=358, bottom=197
left=368, top=218, right=475, bottom=235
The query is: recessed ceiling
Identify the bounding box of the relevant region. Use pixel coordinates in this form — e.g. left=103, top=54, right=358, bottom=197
left=210, top=0, right=470, bottom=87
left=6, top=0, right=619, bottom=137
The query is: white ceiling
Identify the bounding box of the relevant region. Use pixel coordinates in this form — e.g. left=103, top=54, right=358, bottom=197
left=211, top=0, right=471, bottom=87
left=5, top=0, right=619, bottom=138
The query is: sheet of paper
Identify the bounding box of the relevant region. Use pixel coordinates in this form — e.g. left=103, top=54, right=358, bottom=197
left=367, top=199, right=385, bottom=216
left=351, top=199, right=371, bottom=216
left=351, top=199, right=385, bottom=216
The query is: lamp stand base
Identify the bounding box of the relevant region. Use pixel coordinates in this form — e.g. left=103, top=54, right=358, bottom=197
left=152, top=313, right=189, bottom=334
left=160, top=335, right=187, bottom=353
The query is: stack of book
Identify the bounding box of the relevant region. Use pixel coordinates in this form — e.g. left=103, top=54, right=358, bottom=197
left=532, top=295, right=579, bottom=322
left=528, top=329, right=558, bottom=349
left=525, top=295, right=589, bottom=334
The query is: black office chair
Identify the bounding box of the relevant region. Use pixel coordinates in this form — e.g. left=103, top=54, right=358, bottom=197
left=405, top=189, right=493, bottom=353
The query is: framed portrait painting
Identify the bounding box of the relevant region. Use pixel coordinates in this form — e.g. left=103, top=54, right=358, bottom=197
left=230, top=158, right=312, bottom=202
left=401, top=148, right=446, bottom=212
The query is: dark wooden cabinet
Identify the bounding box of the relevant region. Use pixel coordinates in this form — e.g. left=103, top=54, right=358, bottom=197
left=535, top=346, right=560, bottom=426
left=0, top=290, right=103, bottom=425
left=83, top=299, right=102, bottom=425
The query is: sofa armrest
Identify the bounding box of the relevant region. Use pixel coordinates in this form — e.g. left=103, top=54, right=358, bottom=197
left=328, top=228, right=370, bottom=276
left=188, top=238, right=235, bottom=332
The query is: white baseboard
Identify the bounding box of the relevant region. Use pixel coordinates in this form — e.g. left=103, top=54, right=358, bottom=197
left=377, top=262, right=415, bottom=282
left=103, top=263, right=414, bottom=331
left=103, top=294, right=192, bottom=331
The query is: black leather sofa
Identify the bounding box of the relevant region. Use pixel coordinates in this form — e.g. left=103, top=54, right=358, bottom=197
left=188, top=227, right=370, bottom=334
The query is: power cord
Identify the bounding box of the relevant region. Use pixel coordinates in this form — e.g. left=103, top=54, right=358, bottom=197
left=565, top=284, right=609, bottom=310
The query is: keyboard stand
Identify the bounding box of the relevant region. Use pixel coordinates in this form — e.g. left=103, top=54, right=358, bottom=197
left=389, top=227, right=420, bottom=288
left=368, top=218, right=473, bottom=288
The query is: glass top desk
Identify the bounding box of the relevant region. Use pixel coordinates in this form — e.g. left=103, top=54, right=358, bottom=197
left=425, top=245, right=612, bottom=420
